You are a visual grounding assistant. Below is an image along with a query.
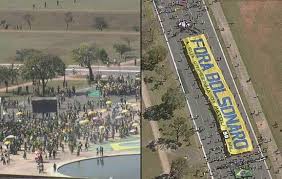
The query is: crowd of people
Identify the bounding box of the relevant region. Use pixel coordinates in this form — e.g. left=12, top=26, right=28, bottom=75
left=0, top=74, right=140, bottom=174
left=97, top=74, right=140, bottom=98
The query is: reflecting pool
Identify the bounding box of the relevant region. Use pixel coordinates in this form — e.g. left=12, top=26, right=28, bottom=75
left=58, top=154, right=140, bottom=179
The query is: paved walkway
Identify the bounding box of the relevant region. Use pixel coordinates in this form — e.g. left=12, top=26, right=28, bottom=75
left=141, top=80, right=170, bottom=174
left=0, top=142, right=139, bottom=177
left=208, top=0, right=282, bottom=176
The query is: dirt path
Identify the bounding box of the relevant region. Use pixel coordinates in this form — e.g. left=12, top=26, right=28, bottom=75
left=208, top=0, right=282, bottom=176
left=0, top=29, right=139, bottom=35
left=141, top=80, right=171, bottom=174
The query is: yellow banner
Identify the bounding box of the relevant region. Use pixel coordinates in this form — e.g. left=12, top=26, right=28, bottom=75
left=182, top=34, right=253, bottom=155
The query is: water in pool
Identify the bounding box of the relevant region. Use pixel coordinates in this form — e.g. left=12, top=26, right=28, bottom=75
left=58, top=154, right=140, bottom=179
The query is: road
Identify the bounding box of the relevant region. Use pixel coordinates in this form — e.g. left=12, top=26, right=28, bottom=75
left=152, top=0, right=271, bottom=178
left=65, top=65, right=140, bottom=76
left=0, top=64, right=140, bottom=75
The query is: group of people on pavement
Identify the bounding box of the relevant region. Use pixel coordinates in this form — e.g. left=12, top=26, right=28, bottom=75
left=0, top=74, right=140, bottom=174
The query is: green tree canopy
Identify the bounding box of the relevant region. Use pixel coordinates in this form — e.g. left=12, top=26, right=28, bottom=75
left=160, top=117, right=192, bottom=144
left=0, top=66, right=12, bottom=93
left=72, top=43, right=97, bottom=81
left=142, top=45, right=167, bottom=71
left=161, top=88, right=184, bottom=110
left=143, top=103, right=174, bottom=121
left=97, top=48, right=109, bottom=64
left=21, top=52, right=65, bottom=96
left=113, top=43, right=131, bottom=60
left=64, top=12, right=74, bottom=31
left=16, top=49, right=42, bottom=62
left=169, top=158, right=188, bottom=179
left=23, top=13, right=33, bottom=30
left=95, top=17, right=108, bottom=31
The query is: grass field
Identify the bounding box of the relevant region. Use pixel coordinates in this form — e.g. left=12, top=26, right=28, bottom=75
left=0, top=32, right=139, bottom=64
left=142, top=115, right=163, bottom=179
left=0, top=0, right=139, bottom=11
left=0, top=10, right=139, bottom=31
left=0, top=0, right=140, bottom=65
left=142, top=0, right=207, bottom=178
left=221, top=0, right=282, bottom=151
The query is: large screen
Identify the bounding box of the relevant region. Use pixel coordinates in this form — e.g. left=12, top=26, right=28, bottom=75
left=32, top=98, right=57, bottom=113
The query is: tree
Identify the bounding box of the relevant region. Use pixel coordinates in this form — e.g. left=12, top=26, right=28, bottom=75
left=21, top=52, right=65, bottom=96
left=23, top=14, right=33, bottom=30
left=0, top=20, right=6, bottom=28
left=143, top=103, right=174, bottom=121
left=97, top=48, right=108, bottom=64
left=132, top=25, right=139, bottom=32
left=169, top=158, right=188, bottom=179
left=113, top=43, right=131, bottom=60
left=72, top=43, right=97, bottom=81
left=160, top=117, right=189, bottom=143
left=122, top=37, right=134, bottom=48
left=9, top=64, right=20, bottom=85
left=161, top=88, right=184, bottom=110
left=95, top=17, right=108, bottom=31
left=0, top=66, right=12, bottom=93
left=64, top=12, right=74, bottom=31
left=15, top=49, right=42, bottom=62
left=142, top=45, right=167, bottom=71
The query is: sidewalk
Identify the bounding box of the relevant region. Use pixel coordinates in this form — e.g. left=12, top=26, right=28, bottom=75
left=207, top=0, right=282, bottom=176
left=0, top=145, right=138, bottom=177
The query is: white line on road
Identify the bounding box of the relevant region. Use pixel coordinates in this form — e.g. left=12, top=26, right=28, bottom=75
left=200, top=0, right=272, bottom=178
left=153, top=1, right=214, bottom=178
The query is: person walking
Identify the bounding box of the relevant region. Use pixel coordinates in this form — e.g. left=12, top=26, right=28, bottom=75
left=52, top=150, right=56, bottom=159
left=23, top=150, right=27, bottom=159
left=53, top=163, right=57, bottom=172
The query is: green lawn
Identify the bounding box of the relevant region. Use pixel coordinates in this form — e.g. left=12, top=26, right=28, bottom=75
left=0, top=0, right=140, bottom=65
left=142, top=117, right=163, bottom=179
left=0, top=32, right=140, bottom=64
left=0, top=0, right=139, bottom=11
left=221, top=0, right=282, bottom=152
left=0, top=10, right=139, bottom=32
